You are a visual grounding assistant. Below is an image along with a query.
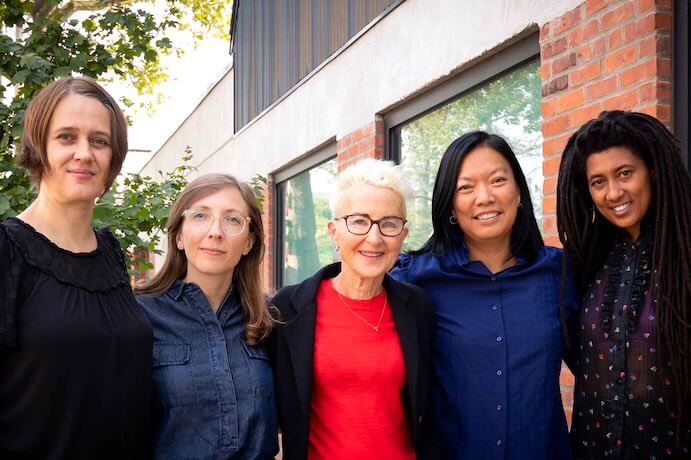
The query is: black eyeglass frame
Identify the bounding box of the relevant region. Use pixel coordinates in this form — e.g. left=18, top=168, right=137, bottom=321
left=336, top=213, right=408, bottom=237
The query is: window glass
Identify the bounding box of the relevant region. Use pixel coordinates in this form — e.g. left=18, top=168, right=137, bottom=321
left=394, top=58, right=543, bottom=251
left=279, top=157, right=338, bottom=285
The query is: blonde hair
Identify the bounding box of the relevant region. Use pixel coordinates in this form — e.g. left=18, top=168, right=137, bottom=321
left=329, top=158, right=411, bottom=217
left=136, top=173, right=276, bottom=345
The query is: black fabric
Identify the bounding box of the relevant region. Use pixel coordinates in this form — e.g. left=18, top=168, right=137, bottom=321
left=0, top=217, right=152, bottom=459
left=570, top=230, right=689, bottom=459
left=268, top=262, right=434, bottom=460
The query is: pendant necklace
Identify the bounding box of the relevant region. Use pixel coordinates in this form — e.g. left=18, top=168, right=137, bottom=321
left=333, top=282, right=387, bottom=332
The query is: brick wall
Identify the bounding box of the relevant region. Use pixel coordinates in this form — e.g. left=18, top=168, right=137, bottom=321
left=538, top=0, right=673, bottom=425
left=336, top=116, right=386, bottom=171
left=261, top=178, right=276, bottom=294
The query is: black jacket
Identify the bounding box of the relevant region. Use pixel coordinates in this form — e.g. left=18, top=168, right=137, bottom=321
left=268, top=262, right=434, bottom=460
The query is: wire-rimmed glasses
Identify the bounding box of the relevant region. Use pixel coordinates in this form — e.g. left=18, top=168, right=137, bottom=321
left=182, top=209, right=250, bottom=236
left=336, top=214, right=407, bottom=237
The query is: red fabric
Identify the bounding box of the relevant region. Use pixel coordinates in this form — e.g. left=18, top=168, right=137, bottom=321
left=307, top=280, right=415, bottom=460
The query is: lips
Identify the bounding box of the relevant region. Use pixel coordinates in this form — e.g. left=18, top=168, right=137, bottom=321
left=201, top=247, right=226, bottom=255
left=359, top=250, right=383, bottom=258
left=610, top=201, right=632, bottom=214
left=474, top=211, right=500, bottom=221
left=68, top=169, right=96, bottom=179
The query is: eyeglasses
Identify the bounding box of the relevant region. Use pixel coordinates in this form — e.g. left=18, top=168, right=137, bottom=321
left=182, top=209, right=250, bottom=236
left=336, top=214, right=407, bottom=237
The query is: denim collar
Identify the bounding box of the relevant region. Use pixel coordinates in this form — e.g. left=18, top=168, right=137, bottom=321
left=170, top=279, right=239, bottom=308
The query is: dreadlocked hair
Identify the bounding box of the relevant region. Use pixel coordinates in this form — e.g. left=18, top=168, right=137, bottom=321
left=557, top=110, right=691, bottom=435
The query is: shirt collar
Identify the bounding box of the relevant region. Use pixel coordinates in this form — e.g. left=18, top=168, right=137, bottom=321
left=449, top=236, right=527, bottom=273
left=170, top=278, right=239, bottom=308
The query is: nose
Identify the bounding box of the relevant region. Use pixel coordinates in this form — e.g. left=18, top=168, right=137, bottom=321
left=207, top=217, right=224, bottom=238
left=475, top=183, right=495, bottom=205
left=365, top=222, right=384, bottom=243
left=605, top=182, right=624, bottom=202
left=72, top=138, right=94, bottom=162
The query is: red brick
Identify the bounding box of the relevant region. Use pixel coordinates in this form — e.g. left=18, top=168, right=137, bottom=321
left=543, top=215, right=558, bottom=234
left=540, top=22, right=552, bottom=42
left=639, top=81, right=671, bottom=102
left=586, top=0, right=609, bottom=17
left=656, top=57, right=671, bottom=78
left=620, top=59, right=655, bottom=87
left=542, top=137, right=562, bottom=156
left=592, top=36, right=607, bottom=55
left=604, top=44, right=637, bottom=72
left=604, top=89, right=638, bottom=110
left=571, top=102, right=603, bottom=126
left=570, top=61, right=601, bottom=86
left=374, top=134, right=385, bottom=147
left=639, top=34, right=671, bottom=58
left=552, top=9, right=583, bottom=35
left=542, top=75, right=569, bottom=97
left=602, top=3, right=634, bottom=30
left=638, top=12, right=673, bottom=35
left=543, top=114, right=571, bottom=137
left=544, top=176, right=558, bottom=195
left=560, top=367, right=576, bottom=386
left=542, top=100, right=555, bottom=118
left=637, top=0, right=656, bottom=14
left=586, top=76, right=618, bottom=99
left=578, top=36, right=607, bottom=61
left=543, top=195, right=557, bottom=213
left=555, top=88, right=585, bottom=113
left=608, top=28, right=622, bottom=49
left=541, top=62, right=552, bottom=80
left=542, top=155, right=564, bottom=176
left=638, top=103, right=672, bottom=124
left=542, top=37, right=568, bottom=59
left=569, top=20, right=599, bottom=46
left=624, top=21, right=638, bottom=41
left=552, top=53, right=577, bottom=74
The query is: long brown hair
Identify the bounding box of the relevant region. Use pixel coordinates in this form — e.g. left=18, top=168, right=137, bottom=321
left=136, top=173, right=276, bottom=345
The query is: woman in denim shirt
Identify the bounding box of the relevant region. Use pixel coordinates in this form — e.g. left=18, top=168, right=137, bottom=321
left=136, top=174, right=278, bottom=459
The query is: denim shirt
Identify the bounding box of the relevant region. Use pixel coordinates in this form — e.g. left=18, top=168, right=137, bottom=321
left=137, top=280, right=278, bottom=460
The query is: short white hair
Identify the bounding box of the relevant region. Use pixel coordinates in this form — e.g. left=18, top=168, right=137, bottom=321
left=329, top=158, right=411, bottom=217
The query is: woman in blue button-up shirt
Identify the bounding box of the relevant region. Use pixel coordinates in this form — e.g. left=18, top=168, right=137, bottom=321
left=392, top=132, right=579, bottom=459
left=136, top=174, right=278, bottom=459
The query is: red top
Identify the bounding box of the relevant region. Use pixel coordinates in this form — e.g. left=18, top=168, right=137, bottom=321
left=307, top=279, right=415, bottom=460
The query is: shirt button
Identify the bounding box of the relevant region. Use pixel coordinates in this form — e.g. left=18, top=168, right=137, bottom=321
left=496, top=404, right=502, bottom=411
left=496, top=370, right=502, bottom=376
left=497, top=439, right=502, bottom=446
left=491, top=276, right=497, bottom=281
left=496, top=336, right=502, bottom=342
left=491, top=305, right=498, bottom=311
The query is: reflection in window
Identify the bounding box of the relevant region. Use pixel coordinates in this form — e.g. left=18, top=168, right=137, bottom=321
left=279, top=158, right=338, bottom=286
left=394, top=59, right=543, bottom=251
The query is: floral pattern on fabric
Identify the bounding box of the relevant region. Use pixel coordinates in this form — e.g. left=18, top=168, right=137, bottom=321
left=570, top=231, right=690, bottom=459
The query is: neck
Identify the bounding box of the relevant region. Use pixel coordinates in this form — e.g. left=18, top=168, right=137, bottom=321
left=18, top=192, right=96, bottom=251
left=185, top=271, right=233, bottom=313
left=466, top=237, right=516, bottom=274
left=333, top=266, right=384, bottom=299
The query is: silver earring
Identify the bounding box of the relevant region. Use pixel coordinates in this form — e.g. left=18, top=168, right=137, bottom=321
left=449, top=215, right=458, bottom=225
left=591, top=204, right=596, bottom=224
left=335, top=246, right=340, bottom=253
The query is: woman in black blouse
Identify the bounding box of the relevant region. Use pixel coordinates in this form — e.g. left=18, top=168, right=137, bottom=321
left=557, top=111, right=690, bottom=458
left=0, top=77, right=152, bottom=459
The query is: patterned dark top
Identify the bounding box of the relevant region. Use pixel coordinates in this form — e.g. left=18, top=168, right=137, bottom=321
left=570, top=229, right=690, bottom=459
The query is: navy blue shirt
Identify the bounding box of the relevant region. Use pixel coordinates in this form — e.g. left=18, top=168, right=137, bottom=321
left=391, top=245, right=578, bottom=459
left=137, top=280, right=278, bottom=460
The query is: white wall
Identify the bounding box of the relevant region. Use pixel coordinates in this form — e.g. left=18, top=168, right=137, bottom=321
left=142, top=0, right=582, bottom=181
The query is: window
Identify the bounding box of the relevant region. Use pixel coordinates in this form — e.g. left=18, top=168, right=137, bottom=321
left=275, top=152, right=338, bottom=288
left=388, top=38, right=543, bottom=251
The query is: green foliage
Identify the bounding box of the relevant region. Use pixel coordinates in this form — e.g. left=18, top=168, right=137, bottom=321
left=248, top=173, right=267, bottom=212
left=0, top=1, right=231, bottom=272
left=93, top=153, right=194, bottom=276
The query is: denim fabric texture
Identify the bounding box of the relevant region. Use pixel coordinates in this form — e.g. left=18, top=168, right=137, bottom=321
left=137, top=280, right=278, bottom=460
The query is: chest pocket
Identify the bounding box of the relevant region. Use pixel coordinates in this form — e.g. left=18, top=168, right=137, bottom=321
left=241, top=341, right=274, bottom=398
left=152, top=342, right=199, bottom=406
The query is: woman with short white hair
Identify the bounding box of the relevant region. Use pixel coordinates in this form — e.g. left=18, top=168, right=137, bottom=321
left=270, top=158, right=433, bottom=460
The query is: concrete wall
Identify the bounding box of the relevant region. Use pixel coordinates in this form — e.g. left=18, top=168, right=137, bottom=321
left=141, top=0, right=582, bottom=181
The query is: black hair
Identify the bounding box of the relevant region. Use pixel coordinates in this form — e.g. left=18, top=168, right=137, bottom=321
left=413, top=131, right=543, bottom=262
left=557, top=110, right=691, bottom=434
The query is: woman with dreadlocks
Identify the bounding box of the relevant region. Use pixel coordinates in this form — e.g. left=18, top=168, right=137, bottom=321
left=557, top=110, right=690, bottom=459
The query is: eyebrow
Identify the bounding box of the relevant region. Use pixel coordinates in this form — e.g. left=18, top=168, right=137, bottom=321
left=51, top=126, right=111, bottom=138
left=458, top=166, right=509, bottom=181
left=587, top=163, right=637, bottom=180
left=189, top=206, right=244, bottom=213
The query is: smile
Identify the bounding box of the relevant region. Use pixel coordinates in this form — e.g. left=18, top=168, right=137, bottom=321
left=201, top=248, right=226, bottom=255
left=475, top=211, right=500, bottom=221
left=359, top=250, right=383, bottom=258
left=610, top=201, right=632, bottom=214
left=68, top=170, right=96, bottom=178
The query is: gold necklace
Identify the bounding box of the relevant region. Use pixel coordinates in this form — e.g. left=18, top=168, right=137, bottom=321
left=333, top=284, right=388, bottom=332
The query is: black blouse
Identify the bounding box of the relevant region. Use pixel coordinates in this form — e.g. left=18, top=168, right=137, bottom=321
left=0, top=217, right=152, bottom=459
left=570, top=230, right=690, bottom=459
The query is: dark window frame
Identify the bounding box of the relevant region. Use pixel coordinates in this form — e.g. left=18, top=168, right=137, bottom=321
left=384, top=32, right=540, bottom=162
left=273, top=141, right=337, bottom=290
left=673, top=0, right=689, bottom=169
